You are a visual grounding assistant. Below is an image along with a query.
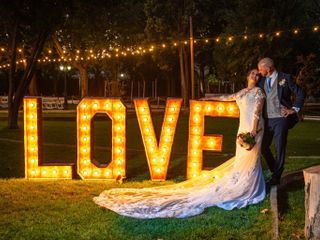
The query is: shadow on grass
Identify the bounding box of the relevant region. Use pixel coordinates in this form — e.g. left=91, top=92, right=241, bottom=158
left=277, top=174, right=304, bottom=215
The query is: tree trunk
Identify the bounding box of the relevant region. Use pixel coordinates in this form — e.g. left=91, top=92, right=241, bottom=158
left=110, top=61, right=119, bottom=97
left=9, top=29, right=49, bottom=129
left=178, top=45, right=188, bottom=107
left=52, top=33, right=89, bottom=98
left=304, top=165, right=320, bottom=239
left=199, top=63, right=205, bottom=97
left=79, top=66, right=88, bottom=98
left=8, top=20, right=18, bottom=128
left=155, top=78, right=158, bottom=98
left=28, top=74, right=38, bottom=96
left=143, top=80, right=146, bottom=98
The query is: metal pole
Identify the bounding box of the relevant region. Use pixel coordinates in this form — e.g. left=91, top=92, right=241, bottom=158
left=63, top=71, right=68, bottom=109
left=189, top=16, right=195, bottom=99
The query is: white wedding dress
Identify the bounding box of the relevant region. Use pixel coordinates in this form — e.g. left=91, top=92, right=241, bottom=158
left=94, top=87, right=266, bottom=218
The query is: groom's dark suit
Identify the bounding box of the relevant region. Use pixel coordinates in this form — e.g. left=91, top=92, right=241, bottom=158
left=257, top=72, right=305, bottom=183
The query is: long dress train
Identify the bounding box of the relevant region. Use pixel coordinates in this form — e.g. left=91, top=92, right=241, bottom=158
left=93, top=87, right=266, bottom=218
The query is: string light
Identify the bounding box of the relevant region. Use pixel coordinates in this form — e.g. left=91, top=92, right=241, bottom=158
left=0, top=25, right=318, bottom=69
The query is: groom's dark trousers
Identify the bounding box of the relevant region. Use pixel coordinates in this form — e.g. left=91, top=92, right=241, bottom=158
left=262, top=117, right=289, bottom=181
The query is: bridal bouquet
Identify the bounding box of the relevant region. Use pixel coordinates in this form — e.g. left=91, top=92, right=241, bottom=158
left=237, top=132, right=256, bottom=151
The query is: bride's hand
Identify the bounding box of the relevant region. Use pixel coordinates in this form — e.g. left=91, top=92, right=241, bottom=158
left=250, top=129, right=257, bottom=137
left=237, top=136, right=244, bottom=145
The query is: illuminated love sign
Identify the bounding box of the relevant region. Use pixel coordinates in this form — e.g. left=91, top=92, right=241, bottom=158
left=187, top=100, right=239, bottom=179
left=77, top=98, right=126, bottom=180
left=24, top=97, right=239, bottom=181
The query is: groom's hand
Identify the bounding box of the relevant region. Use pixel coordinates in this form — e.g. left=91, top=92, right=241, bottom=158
left=281, top=107, right=296, bottom=117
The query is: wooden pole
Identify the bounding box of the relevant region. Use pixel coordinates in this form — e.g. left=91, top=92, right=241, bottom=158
left=130, top=81, right=133, bottom=100
left=155, top=78, right=158, bottom=98
left=189, top=16, right=195, bottom=99
left=303, top=165, right=320, bottom=239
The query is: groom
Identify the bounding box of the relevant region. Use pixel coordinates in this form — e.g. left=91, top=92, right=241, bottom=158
left=257, top=57, right=305, bottom=187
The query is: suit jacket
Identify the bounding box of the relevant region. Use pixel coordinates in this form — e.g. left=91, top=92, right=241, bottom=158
left=257, top=72, right=305, bottom=129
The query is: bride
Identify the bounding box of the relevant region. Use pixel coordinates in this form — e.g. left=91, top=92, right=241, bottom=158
left=94, top=69, right=266, bottom=219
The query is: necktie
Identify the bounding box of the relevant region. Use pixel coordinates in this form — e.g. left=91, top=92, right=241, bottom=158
left=266, top=77, right=271, bottom=93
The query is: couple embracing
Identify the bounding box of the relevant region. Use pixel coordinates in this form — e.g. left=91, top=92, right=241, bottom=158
left=93, top=57, right=305, bottom=219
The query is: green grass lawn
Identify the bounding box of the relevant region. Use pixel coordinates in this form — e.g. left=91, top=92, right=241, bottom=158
left=0, top=113, right=319, bottom=240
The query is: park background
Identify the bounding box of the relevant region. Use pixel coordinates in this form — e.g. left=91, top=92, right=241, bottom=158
left=0, top=0, right=320, bottom=239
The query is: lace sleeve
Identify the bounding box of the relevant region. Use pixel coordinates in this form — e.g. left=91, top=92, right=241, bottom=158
left=205, top=90, right=243, bottom=101
left=253, top=88, right=265, bottom=120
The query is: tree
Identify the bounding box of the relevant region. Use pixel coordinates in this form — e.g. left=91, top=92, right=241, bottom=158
left=296, top=53, right=320, bottom=98
left=0, top=0, right=70, bottom=128
left=53, top=0, right=146, bottom=98
left=145, top=0, right=196, bottom=105
left=211, top=0, right=316, bottom=88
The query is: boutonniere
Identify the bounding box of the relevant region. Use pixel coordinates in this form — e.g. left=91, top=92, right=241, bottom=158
left=279, top=79, right=286, bottom=86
